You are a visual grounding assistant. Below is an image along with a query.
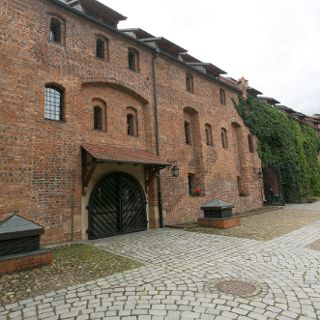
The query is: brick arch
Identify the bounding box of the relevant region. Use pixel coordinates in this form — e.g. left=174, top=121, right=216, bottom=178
left=183, top=106, right=199, bottom=115
left=81, top=81, right=149, bottom=104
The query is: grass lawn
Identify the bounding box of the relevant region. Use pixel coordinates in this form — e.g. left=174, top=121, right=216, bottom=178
left=0, top=244, right=142, bottom=306
left=185, top=205, right=320, bottom=241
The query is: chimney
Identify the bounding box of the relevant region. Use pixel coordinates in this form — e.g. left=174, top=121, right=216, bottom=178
left=238, top=77, right=248, bottom=100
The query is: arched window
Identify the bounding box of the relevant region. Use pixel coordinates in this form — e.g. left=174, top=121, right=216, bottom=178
left=127, top=107, right=138, bottom=136
left=219, top=88, right=226, bottom=105
left=93, top=106, right=103, bottom=130
left=128, top=48, right=139, bottom=72
left=45, top=85, right=64, bottom=121
left=248, top=134, right=254, bottom=153
left=186, top=73, right=194, bottom=93
left=184, top=121, right=192, bottom=145
left=96, top=38, right=105, bottom=59
left=205, top=124, right=213, bottom=146
left=49, top=18, right=62, bottom=43
left=92, top=98, right=106, bottom=131
left=221, top=128, right=228, bottom=149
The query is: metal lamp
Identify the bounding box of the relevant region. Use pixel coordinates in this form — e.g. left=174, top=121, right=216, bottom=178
left=171, top=166, right=180, bottom=177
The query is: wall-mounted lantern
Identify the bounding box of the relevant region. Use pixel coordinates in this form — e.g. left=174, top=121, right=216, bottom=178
left=171, top=166, right=180, bottom=177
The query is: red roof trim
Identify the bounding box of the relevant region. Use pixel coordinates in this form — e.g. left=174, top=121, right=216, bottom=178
left=82, top=143, right=170, bottom=166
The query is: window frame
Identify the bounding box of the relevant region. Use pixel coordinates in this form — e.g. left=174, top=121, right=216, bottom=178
left=126, top=107, right=138, bottom=137
left=221, top=128, right=228, bottom=149
left=188, top=174, right=195, bottom=196
left=128, top=48, right=139, bottom=72
left=186, top=73, right=194, bottom=94
left=93, top=106, right=103, bottom=130
left=95, top=35, right=109, bottom=60
left=92, top=98, right=107, bottom=132
left=48, top=15, right=65, bottom=46
left=44, top=85, right=64, bottom=122
left=184, top=121, right=192, bottom=145
left=205, top=123, right=213, bottom=146
left=96, top=38, right=105, bottom=60
left=219, top=88, right=226, bottom=105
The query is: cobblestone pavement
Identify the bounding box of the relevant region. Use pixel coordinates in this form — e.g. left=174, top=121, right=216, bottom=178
left=2, top=215, right=320, bottom=319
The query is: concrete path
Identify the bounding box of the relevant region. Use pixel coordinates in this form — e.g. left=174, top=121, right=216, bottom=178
left=285, top=201, right=320, bottom=212
left=1, top=206, right=320, bottom=319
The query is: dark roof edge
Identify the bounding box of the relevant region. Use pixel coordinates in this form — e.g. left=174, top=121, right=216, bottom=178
left=156, top=50, right=241, bottom=93
left=46, top=0, right=241, bottom=94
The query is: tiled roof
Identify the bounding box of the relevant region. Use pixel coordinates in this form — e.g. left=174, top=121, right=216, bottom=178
left=82, top=143, right=170, bottom=166
left=201, top=199, right=234, bottom=209
left=141, top=37, right=187, bottom=55
left=120, top=28, right=155, bottom=39
left=0, top=214, right=44, bottom=241
left=218, top=76, right=241, bottom=91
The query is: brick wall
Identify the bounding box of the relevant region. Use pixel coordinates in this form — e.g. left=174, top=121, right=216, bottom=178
left=0, top=251, right=53, bottom=275
left=0, top=0, right=263, bottom=243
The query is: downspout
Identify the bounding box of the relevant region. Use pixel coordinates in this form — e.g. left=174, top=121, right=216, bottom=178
left=152, top=49, right=164, bottom=228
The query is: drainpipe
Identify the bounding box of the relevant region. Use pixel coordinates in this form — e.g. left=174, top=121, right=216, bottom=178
left=152, top=49, right=164, bottom=228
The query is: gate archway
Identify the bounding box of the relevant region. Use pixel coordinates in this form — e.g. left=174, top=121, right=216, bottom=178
left=262, top=165, right=285, bottom=206
left=88, top=172, right=147, bottom=240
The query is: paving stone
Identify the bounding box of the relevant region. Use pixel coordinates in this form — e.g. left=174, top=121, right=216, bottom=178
left=2, top=227, right=320, bottom=319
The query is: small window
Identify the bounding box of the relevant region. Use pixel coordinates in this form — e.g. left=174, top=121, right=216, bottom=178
left=205, top=124, right=213, bottom=146
left=127, top=107, right=138, bottom=136
left=96, top=38, right=105, bottom=59
left=49, top=18, right=62, bottom=43
left=221, top=128, right=228, bottom=149
left=93, top=106, right=103, bottom=130
left=45, top=85, right=63, bottom=121
left=188, top=174, right=195, bottom=196
left=184, top=121, right=192, bottom=145
left=186, top=73, right=194, bottom=93
left=128, top=48, right=139, bottom=72
left=248, top=134, right=254, bottom=153
left=127, top=114, right=135, bottom=136
left=219, top=88, right=226, bottom=105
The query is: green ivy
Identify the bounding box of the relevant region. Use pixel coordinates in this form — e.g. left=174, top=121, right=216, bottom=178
left=236, top=98, right=320, bottom=202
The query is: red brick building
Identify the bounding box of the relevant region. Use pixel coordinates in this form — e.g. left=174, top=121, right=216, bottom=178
left=0, top=0, right=263, bottom=244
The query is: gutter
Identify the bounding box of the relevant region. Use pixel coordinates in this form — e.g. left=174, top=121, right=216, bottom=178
left=151, top=50, right=164, bottom=228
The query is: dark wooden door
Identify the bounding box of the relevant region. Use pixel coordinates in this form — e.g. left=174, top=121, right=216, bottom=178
left=88, top=172, right=147, bottom=240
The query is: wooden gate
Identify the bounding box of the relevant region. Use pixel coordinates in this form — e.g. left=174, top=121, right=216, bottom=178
left=88, top=172, right=147, bottom=240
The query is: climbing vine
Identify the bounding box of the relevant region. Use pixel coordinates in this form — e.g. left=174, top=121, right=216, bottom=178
left=236, top=97, right=320, bottom=202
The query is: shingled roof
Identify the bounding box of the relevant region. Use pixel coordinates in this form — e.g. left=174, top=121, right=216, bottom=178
left=82, top=143, right=169, bottom=167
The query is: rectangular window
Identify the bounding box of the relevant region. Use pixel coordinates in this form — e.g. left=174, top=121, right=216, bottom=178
left=221, top=128, right=228, bottom=149
left=96, top=38, right=105, bottom=59
left=186, top=73, right=194, bottom=93
left=128, top=48, right=139, bottom=72
left=188, top=174, right=194, bottom=196
left=45, top=85, right=63, bottom=121
left=184, top=121, right=192, bottom=145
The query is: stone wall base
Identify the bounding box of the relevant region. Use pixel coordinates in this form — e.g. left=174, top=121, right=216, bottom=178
left=198, top=217, right=241, bottom=229
left=0, top=249, right=53, bottom=275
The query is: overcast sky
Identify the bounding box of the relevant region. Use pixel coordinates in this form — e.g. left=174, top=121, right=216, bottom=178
left=103, top=0, right=320, bottom=116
